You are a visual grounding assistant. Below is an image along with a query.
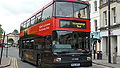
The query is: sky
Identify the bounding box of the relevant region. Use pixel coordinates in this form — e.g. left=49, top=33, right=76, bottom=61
left=0, top=0, right=52, bottom=34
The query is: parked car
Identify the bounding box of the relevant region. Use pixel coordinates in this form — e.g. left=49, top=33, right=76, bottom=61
left=4, top=44, right=11, bottom=48
left=0, top=43, right=5, bottom=47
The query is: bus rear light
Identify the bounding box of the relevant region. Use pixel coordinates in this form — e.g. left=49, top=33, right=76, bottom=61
left=53, top=58, right=61, bottom=62
left=77, top=49, right=83, bottom=51
left=53, top=58, right=56, bottom=62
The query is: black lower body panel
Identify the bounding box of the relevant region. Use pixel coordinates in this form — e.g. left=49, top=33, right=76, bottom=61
left=51, top=61, right=92, bottom=68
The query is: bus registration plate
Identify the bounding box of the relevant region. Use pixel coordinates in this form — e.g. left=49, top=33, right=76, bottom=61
left=71, top=63, right=80, bottom=66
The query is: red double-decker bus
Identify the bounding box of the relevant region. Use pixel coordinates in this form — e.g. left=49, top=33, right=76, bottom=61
left=19, top=0, right=92, bottom=68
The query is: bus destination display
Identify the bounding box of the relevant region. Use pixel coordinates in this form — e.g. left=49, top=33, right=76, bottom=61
left=60, top=20, right=86, bottom=29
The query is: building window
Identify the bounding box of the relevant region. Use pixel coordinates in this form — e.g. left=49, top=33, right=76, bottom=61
left=103, top=0, right=107, bottom=4
left=89, top=4, right=91, bottom=13
left=100, top=0, right=103, bottom=6
left=94, top=1, right=97, bottom=11
left=100, top=0, right=109, bottom=6
left=94, top=20, right=97, bottom=31
left=103, top=11, right=107, bottom=26
left=112, top=7, right=116, bottom=24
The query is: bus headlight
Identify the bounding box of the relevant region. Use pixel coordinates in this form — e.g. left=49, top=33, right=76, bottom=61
left=55, top=58, right=61, bottom=62
left=87, top=57, right=91, bottom=61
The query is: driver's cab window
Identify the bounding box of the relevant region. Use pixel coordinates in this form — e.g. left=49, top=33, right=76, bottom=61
left=52, top=30, right=90, bottom=50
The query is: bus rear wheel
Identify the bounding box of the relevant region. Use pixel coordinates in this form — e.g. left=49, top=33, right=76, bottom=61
left=37, top=54, right=43, bottom=68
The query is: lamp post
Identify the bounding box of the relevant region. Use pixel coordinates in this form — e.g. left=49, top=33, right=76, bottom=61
left=6, top=35, right=8, bottom=57
left=108, top=0, right=111, bottom=63
left=0, top=31, right=5, bottom=65
left=92, top=34, right=96, bottom=59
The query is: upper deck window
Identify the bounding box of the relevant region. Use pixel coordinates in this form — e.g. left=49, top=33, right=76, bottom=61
left=56, top=2, right=89, bottom=19
left=42, top=5, right=53, bottom=21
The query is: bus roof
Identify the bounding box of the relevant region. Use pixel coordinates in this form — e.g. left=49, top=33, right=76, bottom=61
left=21, top=0, right=89, bottom=25
left=34, top=0, right=89, bottom=15
left=55, top=0, right=89, bottom=4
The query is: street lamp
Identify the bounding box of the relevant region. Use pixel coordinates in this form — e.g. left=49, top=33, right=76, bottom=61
left=92, top=34, right=96, bottom=59
left=6, top=35, right=8, bottom=57
left=108, top=0, right=111, bottom=63
left=0, top=31, right=5, bottom=65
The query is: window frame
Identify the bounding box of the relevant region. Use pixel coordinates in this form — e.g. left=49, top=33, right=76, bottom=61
left=103, top=11, right=107, bottom=26
left=112, top=7, right=116, bottom=24
left=31, top=16, right=36, bottom=25
left=42, top=4, right=53, bottom=21
left=94, top=20, right=97, bottom=31
left=94, top=1, right=97, bottom=11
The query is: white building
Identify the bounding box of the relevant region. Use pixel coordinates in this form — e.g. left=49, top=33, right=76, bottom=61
left=86, top=0, right=101, bottom=52
left=89, top=0, right=100, bottom=32
left=4, top=33, right=19, bottom=45
left=99, top=0, right=120, bottom=56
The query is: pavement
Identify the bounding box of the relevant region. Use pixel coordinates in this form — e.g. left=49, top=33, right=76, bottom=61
left=0, top=56, right=18, bottom=68
left=93, top=54, right=120, bottom=68
left=0, top=56, right=11, bottom=68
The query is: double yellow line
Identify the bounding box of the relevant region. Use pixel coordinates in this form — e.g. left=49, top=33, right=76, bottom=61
left=12, top=58, right=18, bottom=68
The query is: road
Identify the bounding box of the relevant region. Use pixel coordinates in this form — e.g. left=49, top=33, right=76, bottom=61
left=0, top=47, right=110, bottom=68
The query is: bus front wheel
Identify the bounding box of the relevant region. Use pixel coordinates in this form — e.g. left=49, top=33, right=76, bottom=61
left=37, top=54, right=43, bottom=68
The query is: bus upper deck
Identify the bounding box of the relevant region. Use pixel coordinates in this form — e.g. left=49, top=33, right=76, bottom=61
left=20, top=0, right=90, bottom=38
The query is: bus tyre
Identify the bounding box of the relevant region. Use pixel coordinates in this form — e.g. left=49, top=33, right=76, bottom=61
left=37, top=54, right=43, bottom=68
left=90, top=62, right=92, bottom=66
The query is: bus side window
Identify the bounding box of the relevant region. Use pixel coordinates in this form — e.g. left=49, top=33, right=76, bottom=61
left=42, top=4, right=52, bottom=21
left=34, top=43, right=42, bottom=50
left=37, top=44, right=42, bottom=49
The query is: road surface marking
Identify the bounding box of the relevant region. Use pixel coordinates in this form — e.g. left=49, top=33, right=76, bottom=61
left=13, top=58, right=18, bottom=68
left=93, top=63, right=110, bottom=68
